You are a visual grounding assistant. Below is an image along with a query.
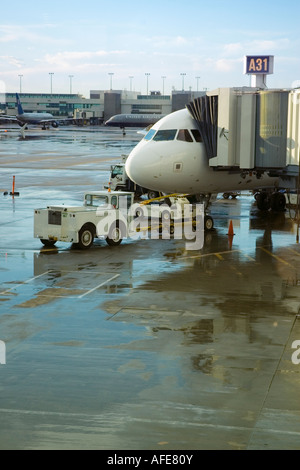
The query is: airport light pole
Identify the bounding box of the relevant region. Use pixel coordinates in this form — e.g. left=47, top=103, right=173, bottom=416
left=129, top=76, right=134, bottom=92
left=49, top=73, right=54, bottom=95
left=161, top=76, right=166, bottom=95
left=196, top=76, right=200, bottom=92
left=180, top=73, right=186, bottom=91
left=108, top=73, right=114, bottom=90
left=145, top=73, right=150, bottom=95
left=69, top=75, right=74, bottom=94
left=18, top=75, right=23, bottom=94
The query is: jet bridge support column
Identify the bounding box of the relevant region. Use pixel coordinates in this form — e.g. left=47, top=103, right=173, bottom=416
left=251, top=74, right=267, bottom=89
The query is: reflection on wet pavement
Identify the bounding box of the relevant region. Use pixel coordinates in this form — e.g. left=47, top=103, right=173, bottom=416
left=0, top=127, right=300, bottom=450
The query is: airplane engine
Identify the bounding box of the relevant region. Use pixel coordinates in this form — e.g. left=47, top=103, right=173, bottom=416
left=52, top=121, right=59, bottom=128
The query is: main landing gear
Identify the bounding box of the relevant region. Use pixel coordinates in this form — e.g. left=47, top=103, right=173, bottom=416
left=255, top=191, right=286, bottom=212
left=187, top=193, right=215, bottom=231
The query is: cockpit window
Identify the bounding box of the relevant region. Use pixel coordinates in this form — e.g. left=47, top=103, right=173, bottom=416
left=191, top=129, right=202, bottom=142
left=177, top=129, right=193, bottom=142
left=144, top=129, right=156, bottom=141
left=153, top=129, right=177, bottom=141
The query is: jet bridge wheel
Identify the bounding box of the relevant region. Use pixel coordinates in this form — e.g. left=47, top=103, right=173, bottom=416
left=256, top=192, right=271, bottom=211
left=270, top=192, right=286, bottom=212
left=256, top=191, right=286, bottom=212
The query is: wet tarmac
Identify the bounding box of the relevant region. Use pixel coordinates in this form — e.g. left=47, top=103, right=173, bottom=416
left=0, top=125, right=300, bottom=450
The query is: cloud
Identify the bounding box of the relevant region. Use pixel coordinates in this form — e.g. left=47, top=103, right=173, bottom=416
left=0, top=25, right=34, bottom=42
left=204, top=57, right=242, bottom=74
left=175, top=36, right=188, bottom=46
left=40, top=50, right=128, bottom=70
left=223, top=43, right=244, bottom=56
left=247, top=38, right=290, bottom=52
left=0, top=24, right=69, bottom=46
left=215, top=59, right=235, bottom=72
left=148, top=35, right=194, bottom=50
left=0, top=55, right=23, bottom=68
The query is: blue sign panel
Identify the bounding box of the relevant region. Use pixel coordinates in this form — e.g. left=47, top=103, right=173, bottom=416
left=245, top=56, right=274, bottom=75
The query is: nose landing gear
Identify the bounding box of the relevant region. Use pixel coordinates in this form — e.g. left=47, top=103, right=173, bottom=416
left=188, top=193, right=215, bottom=231
left=204, top=215, right=214, bottom=231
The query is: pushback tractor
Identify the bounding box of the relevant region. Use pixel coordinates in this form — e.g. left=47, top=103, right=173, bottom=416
left=34, top=191, right=135, bottom=250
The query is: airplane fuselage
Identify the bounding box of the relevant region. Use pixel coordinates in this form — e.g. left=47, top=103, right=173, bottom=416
left=105, top=113, right=164, bottom=128
left=125, top=109, right=278, bottom=195
left=17, top=112, right=55, bottom=125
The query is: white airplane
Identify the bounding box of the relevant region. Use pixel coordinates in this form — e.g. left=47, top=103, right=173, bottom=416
left=0, top=94, right=63, bottom=137
left=125, top=108, right=282, bottom=230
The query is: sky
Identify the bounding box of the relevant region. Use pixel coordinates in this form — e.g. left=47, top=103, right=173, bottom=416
left=0, top=0, right=300, bottom=98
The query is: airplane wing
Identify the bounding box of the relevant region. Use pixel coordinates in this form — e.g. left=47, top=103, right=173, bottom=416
left=43, top=118, right=74, bottom=126
left=0, top=115, right=18, bottom=122
left=39, top=119, right=57, bottom=124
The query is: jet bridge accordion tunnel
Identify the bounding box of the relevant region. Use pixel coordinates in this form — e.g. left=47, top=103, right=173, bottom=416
left=186, top=87, right=300, bottom=176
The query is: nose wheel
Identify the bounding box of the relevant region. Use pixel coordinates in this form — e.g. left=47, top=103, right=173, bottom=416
left=204, top=215, right=214, bottom=231
left=189, top=193, right=214, bottom=231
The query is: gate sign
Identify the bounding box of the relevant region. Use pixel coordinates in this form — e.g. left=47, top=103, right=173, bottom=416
left=244, top=55, right=274, bottom=75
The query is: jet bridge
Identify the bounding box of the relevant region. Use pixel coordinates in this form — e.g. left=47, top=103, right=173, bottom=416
left=186, top=87, right=300, bottom=188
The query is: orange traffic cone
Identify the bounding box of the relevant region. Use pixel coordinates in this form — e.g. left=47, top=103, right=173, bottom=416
left=9, top=176, right=20, bottom=197
left=228, top=220, right=234, bottom=236
left=227, top=220, right=234, bottom=249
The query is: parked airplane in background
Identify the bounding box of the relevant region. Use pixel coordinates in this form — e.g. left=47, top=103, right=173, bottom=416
left=125, top=108, right=282, bottom=230
left=105, top=113, right=165, bottom=135
left=0, top=94, right=61, bottom=137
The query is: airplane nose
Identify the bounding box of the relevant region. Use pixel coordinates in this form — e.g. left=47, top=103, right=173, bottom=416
left=126, top=146, right=158, bottom=189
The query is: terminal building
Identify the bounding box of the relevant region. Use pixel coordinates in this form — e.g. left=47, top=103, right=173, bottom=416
left=0, top=93, right=102, bottom=124
left=0, top=90, right=204, bottom=125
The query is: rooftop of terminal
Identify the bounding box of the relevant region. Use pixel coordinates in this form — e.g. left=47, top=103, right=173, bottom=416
left=0, top=89, right=205, bottom=124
